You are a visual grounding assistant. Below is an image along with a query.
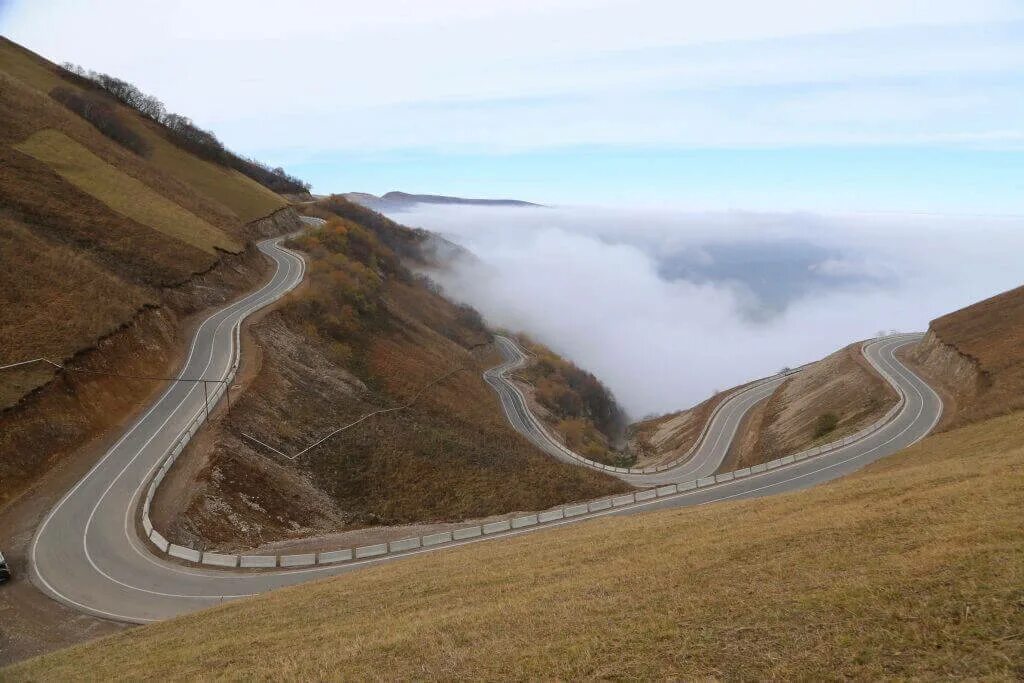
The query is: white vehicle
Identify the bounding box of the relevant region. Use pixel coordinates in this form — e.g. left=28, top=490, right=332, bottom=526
left=0, top=550, right=10, bottom=583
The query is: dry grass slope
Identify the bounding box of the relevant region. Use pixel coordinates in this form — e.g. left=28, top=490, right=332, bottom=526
left=9, top=408, right=1022, bottom=680
left=15, top=129, right=240, bottom=254
left=0, top=37, right=286, bottom=223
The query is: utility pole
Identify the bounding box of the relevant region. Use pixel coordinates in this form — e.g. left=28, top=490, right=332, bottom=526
left=203, top=379, right=210, bottom=420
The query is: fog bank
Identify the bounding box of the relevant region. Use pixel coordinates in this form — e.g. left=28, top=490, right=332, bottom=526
left=391, top=205, right=1024, bottom=418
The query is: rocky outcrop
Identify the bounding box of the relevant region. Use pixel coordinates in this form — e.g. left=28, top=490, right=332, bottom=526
left=910, top=329, right=986, bottom=409
left=244, top=206, right=303, bottom=239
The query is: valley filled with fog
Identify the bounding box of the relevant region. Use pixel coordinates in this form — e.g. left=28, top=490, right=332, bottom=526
left=390, top=204, right=1024, bottom=418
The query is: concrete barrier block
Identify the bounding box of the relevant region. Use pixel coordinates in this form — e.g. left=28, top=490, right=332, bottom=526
left=421, top=532, right=453, bottom=547
left=142, top=513, right=153, bottom=536
left=168, top=544, right=201, bottom=563
left=655, top=485, right=678, bottom=497
left=715, top=472, right=734, bottom=483
left=793, top=452, right=808, bottom=461
left=765, top=459, right=782, bottom=470
left=389, top=537, right=421, bottom=552
left=280, top=553, right=316, bottom=567
left=588, top=498, right=613, bottom=511
left=317, top=549, right=353, bottom=564
left=452, top=525, right=482, bottom=540
left=733, top=467, right=751, bottom=478
left=483, top=520, right=511, bottom=534
left=240, top=555, right=277, bottom=568
left=634, top=489, right=657, bottom=501
left=149, top=529, right=169, bottom=553
left=677, top=480, right=697, bottom=491
left=612, top=494, right=636, bottom=507
left=511, top=515, right=538, bottom=529
left=202, top=552, right=238, bottom=568
left=697, top=476, right=716, bottom=487
left=751, top=464, right=767, bottom=473
left=538, top=509, right=564, bottom=523
left=564, top=504, right=589, bottom=517
left=354, top=543, right=387, bottom=559
left=779, top=455, right=795, bottom=465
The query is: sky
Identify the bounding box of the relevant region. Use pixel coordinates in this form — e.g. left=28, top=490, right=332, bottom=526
left=2, top=0, right=1023, bottom=212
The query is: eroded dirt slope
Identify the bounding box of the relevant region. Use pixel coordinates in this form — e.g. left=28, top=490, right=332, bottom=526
left=724, top=343, right=898, bottom=469
left=909, top=282, right=1024, bottom=429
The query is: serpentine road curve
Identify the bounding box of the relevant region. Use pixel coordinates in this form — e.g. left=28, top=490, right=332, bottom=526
left=28, top=229, right=943, bottom=624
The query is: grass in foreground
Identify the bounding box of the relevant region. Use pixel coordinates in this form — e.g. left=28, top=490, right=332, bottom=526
left=8, top=409, right=1023, bottom=680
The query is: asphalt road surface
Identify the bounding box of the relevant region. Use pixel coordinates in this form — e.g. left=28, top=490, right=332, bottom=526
left=27, top=234, right=943, bottom=624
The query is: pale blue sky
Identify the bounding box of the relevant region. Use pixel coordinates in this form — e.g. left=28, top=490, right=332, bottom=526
left=3, top=0, right=1022, bottom=212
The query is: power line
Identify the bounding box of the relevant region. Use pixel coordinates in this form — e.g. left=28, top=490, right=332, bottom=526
left=0, top=357, right=227, bottom=385
left=241, top=366, right=470, bottom=460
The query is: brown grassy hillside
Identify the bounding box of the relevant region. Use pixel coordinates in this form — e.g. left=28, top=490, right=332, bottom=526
left=155, top=201, right=626, bottom=551
left=0, top=38, right=299, bottom=508
left=910, top=283, right=1024, bottom=428
left=10, top=402, right=1022, bottom=680
left=510, top=336, right=630, bottom=467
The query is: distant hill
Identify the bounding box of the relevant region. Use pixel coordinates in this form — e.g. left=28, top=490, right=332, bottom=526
left=343, top=190, right=541, bottom=212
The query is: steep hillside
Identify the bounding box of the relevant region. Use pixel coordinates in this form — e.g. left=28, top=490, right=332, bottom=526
left=909, top=283, right=1024, bottom=429
left=508, top=336, right=630, bottom=467
left=10, top=405, right=1022, bottom=679
left=0, top=38, right=302, bottom=508
left=153, top=198, right=626, bottom=552
left=634, top=342, right=897, bottom=471
left=630, top=387, right=736, bottom=467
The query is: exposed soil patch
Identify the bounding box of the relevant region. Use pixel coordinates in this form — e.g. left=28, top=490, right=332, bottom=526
left=909, top=283, right=1024, bottom=428
left=723, top=343, right=898, bottom=470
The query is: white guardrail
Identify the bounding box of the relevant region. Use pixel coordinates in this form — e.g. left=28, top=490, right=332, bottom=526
left=140, top=335, right=909, bottom=570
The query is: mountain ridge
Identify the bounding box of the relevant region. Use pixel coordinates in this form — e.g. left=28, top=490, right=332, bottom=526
left=343, top=190, right=542, bottom=212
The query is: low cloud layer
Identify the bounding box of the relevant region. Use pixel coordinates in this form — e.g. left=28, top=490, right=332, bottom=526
left=396, top=205, right=1024, bottom=418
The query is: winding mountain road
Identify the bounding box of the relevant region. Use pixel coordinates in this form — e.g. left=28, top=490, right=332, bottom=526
left=27, top=230, right=943, bottom=625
